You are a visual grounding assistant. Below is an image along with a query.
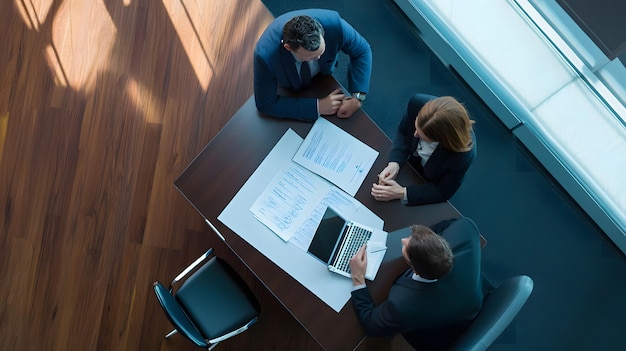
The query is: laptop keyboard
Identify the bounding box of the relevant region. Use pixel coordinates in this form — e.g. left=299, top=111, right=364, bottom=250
left=334, top=225, right=372, bottom=274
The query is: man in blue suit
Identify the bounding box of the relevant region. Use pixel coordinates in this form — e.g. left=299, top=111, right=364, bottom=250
left=254, top=9, right=372, bottom=121
left=349, top=217, right=488, bottom=350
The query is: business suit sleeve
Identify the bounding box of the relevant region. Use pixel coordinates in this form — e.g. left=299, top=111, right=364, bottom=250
left=405, top=147, right=475, bottom=205
left=431, top=217, right=480, bottom=249
left=429, top=218, right=458, bottom=234
left=351, top=287, right=403, bottom=337
left=388, top=109, right=416, bottom=164
left=336, top=18, right=372, bottom=94
left=253, top=52, right=319, bottom=121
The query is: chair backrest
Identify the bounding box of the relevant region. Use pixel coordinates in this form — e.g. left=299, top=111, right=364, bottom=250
left=153, top=282, right=208, bottom=348
left=450, top=275, right=534, bottom=351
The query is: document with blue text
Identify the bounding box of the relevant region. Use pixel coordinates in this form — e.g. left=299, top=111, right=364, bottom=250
left=292, top=117, right=378, bottom=196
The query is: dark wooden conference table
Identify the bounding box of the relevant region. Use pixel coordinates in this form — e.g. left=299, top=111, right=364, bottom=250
left=174, top=75, right=463, bottom=350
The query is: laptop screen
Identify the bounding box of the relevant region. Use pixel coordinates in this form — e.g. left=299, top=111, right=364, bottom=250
left=308, top=207, right=346, bottom=264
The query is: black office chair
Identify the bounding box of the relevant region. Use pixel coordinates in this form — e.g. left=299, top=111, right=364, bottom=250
left=449, top=275, right=534, bottom=351
left=153, top=248, right=260, bottom=350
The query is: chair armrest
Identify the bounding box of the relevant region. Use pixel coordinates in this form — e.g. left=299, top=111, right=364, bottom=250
left=170, top=248, right=214, bottom=289
left=208, top=317, right=258, bottom=344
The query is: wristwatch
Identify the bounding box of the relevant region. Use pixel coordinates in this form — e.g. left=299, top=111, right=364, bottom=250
left=353, top=92, right=367, bottom=102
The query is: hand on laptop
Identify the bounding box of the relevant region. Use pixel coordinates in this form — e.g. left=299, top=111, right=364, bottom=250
left=349, top=245, right=367, bottom=286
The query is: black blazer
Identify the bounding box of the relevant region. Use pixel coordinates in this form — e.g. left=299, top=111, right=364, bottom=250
left=389, top=93, right=476, bottom=205
left=351, top=217, right=487, bottom=350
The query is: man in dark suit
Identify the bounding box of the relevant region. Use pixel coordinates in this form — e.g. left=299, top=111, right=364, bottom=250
left=254, top=9, right=372, bottom=121
left=349, top=217, right=488, bottom=350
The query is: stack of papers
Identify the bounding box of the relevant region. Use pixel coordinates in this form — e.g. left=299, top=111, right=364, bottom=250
left=249, top=119, right=386, bottom=280
left=220, top=128, right=385, bottom=311
left=250, top=117, right=379, bottom=244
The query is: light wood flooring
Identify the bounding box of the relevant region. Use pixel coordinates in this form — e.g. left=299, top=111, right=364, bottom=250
left=0, top=0, right=413, bottom=350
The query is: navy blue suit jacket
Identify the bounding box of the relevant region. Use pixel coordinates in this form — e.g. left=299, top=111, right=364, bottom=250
left=351, top=217, right=487, bottom=350
left=389, top=93, right=476, bottom=205
left=253, top=9, right=372, bottom=121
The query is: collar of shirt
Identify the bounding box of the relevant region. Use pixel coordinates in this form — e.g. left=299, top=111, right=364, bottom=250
left=416, top=139, right=440, bottom=166
left=413, top=273, right=438, bottom=283
left=291, top=53, right=321, bottom=77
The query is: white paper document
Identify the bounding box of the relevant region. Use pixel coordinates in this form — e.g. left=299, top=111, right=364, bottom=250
left=250, top=163, right=330, bottom=241
left=292, top=117, right=379, bottom=196
left=365, top=239, right=387, bottom=280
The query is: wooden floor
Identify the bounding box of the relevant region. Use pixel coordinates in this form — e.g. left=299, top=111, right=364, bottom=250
left=0, top=0, right=413, bottom=350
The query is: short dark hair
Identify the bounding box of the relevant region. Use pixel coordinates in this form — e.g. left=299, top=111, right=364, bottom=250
left=405, top=225, right=454, bottom=279
left=282, top=15, right=324, bottom=51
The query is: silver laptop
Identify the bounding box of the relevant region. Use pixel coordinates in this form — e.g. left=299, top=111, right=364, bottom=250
left=307, top=206, right=373, bottom=278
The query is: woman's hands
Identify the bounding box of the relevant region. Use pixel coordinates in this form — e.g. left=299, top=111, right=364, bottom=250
left=378, top=162, right=400, bottom=181
left=371, top=162, right=405, bottom=201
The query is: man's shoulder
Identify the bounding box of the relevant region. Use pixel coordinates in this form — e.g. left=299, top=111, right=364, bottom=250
left=406, top=93, right=437, bottom=121
left=289, top=8, right=339, bottom=17
left=440, top=217, right=480, bottom=246
left=445, top=217, right=478, bottom=233
left=273, top=8, right=340, bottom=22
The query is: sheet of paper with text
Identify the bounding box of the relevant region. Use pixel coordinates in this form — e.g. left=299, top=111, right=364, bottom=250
left=292, top=117, right=379, bottom=196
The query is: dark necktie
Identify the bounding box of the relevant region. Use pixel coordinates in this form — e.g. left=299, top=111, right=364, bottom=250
left=300, top=61, right=311, bottom=88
